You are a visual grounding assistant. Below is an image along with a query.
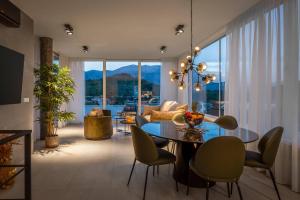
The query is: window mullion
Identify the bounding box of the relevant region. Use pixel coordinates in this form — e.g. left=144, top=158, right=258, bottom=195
left=103, top=60, right=106, bottom=109
left=138, top=61, right=141, bottom=114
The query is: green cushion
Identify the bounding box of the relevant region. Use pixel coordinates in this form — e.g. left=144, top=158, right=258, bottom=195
left=152, top=137, right=169, bottom=148
left=190, top=136, right=245, bottom=182
left=131, top=125, right=175, bottom=166
left=214, top=115, right=238, bottom=130
left=245, top=150, right=268, bottom=169
left=151, top=148, right=176, bottom=165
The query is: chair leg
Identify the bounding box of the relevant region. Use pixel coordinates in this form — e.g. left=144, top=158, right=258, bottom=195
left=171, top=142, right=175, bottom=154
left=143, top=166, right=150, bottom=200
left=173, top=163, right=179, bottom=192
left=152, top=166, right=155, bottom=177
left=127, top=159, right=136, bottom=186
left=206, top=181, right=210, bottom=200
left=226, top=183, right=231, bottom=198
left=235, top=181, right=243, bottom=200
left=186, top=169, right=191, bottom=195
left=269, top=169, right=281, bottom=200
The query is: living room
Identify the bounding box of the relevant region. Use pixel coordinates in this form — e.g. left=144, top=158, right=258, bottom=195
left=0, top=0, right=299, bottom=200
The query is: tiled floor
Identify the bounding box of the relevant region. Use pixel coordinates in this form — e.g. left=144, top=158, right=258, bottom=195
left=1, top=125, right=299, bottom=200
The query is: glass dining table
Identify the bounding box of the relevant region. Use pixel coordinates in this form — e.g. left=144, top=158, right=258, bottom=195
left=141, top=121, right=259, bottom=188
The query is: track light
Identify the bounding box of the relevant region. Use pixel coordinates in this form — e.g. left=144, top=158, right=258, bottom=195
left=82, top=46, right=89, bottom=53
left=64, top=24, right=73, bottom=35
left=160, top=46, right=167, bottom=54
left=175, top=24, right=184, bottom=35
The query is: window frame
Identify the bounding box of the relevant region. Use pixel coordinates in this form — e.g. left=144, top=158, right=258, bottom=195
left=84, top=59, right=161, bottom=116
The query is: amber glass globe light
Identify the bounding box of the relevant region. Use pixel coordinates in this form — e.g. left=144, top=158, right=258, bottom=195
left=178, top=81, right=186, bottom=90
left=194, top=82, right=202, bottom=92
left=197, top=63, right=207, bottom=73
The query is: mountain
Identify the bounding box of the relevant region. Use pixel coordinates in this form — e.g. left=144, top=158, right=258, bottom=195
left=85, top=64, right=160, bottom=84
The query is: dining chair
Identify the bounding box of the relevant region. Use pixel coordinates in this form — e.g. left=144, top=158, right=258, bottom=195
left=135, top=115, right=170, bottom=176
left=186, top=136, right=245, bottom=200
left=244, top=126, right=283, bottom=200
left=127, top=125, right=178, bottom=200
left=135, top=115, right=169, bottom=149
left=214, top=115, right=238, bottom=130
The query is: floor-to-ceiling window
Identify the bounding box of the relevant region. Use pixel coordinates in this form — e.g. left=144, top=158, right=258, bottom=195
left=141, top=62, right=161, bottom=112
left=192, top=37, right=226, bottom=116
left=84, top=61, right=103, bottom=115
left=106, top=61, right=138, bottom=117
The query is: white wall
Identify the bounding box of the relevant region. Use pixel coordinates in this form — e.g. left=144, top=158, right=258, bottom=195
left=0, top=12, right=34, bottom=134
left=68, top=60, right=85, bottom=123
left=161, top=59, right=179, bottom=102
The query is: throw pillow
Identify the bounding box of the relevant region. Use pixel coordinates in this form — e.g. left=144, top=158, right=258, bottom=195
left=150, top=109, right=185, bottom=121
left=160, top=100, right=178, bottom=112
left=175, top=104, right=188, bottom=111
left=142, top=105, right=160, bottom=116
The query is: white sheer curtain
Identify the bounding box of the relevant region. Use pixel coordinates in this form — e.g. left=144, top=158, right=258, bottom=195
left=225, top=0, right=300, bottom=192
left=68, top=60, right=85, bottom=123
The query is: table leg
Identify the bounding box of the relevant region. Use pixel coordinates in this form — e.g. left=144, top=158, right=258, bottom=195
left=173, top=142, right=215, bottom=188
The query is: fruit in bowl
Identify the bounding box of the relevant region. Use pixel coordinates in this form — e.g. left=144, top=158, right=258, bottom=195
left=184, top=112, right=205, bottom=128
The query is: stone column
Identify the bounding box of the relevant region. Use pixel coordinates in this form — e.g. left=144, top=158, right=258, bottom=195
left=39, top=37, right=53, bottom=139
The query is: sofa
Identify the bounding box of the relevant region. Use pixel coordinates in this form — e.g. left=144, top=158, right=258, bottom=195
left=84, top=109, right=113, bottom=140
left=142, top=100, right=188, bottom=122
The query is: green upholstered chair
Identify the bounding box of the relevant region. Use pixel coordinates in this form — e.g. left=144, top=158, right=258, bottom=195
left=135, top=115, right=169, bottom=149
left=214, top=115, right=238, bottom=130
left=245, top=127, right=283, bottom=200
left=127, top=125, right=178, bottom=200
left=84, top=110, right=113, bottom=140
left=187, top=136, right=245, bottom=200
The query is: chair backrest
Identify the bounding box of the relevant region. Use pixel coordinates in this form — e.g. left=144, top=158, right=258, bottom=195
left=258, top=126, right=283, bottom=167
left=135, top=115, right=148, bottom=128
left=214, top=115, right=238, bottom=130
left=191, top=136, right=245, bottom=182
left=130, top=125, right=159, bottom=164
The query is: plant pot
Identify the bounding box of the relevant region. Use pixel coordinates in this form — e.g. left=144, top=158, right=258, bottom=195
left=45, top=135, right=59, bottom=148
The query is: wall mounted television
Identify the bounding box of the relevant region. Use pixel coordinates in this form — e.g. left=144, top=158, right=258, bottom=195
left=0, top=45, right=24, bottom=105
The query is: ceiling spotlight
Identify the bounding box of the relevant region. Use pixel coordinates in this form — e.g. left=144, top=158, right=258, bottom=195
left=82, top=46, right=89, bottom=53
left=175, top=24, right=184, bottom=35
left=160, top=46, right=167, bottom=54
left=64, top=24, right=73, bottom=35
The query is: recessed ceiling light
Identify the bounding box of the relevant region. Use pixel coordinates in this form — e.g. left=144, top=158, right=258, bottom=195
left=64, top=24, right=73, bottom=36
left=175, top=24, right=184, bottom=35
left=82, top=46, right=89, bottom=53
left=160, top=46, right=167, bottom=54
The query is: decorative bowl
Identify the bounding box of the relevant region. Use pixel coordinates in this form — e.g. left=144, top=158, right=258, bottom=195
left=184, top=112, right=205, bottom=128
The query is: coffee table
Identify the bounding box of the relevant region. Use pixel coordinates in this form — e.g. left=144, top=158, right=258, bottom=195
left=120, top=120, right=135, bottom=135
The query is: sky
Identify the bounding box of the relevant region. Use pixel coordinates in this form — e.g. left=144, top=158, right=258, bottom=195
left=84, top=61, right=161, bottom=71
left=84, top=37, right=226, bottom=72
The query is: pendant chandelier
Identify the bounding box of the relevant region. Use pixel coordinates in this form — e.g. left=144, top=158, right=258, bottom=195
left=169, top=0, right=216, bottom=91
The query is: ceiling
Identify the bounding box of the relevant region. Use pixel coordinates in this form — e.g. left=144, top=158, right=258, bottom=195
left=12, top=0, right=260, bottom=59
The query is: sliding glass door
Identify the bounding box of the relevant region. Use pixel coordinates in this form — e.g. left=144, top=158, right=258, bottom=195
left=84, top=61, right=103, bottom=115
left=106, top=61, right=138, bottom=117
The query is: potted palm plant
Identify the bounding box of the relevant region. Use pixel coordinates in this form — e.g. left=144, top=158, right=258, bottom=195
left=34, top=64, right=75, bottom=148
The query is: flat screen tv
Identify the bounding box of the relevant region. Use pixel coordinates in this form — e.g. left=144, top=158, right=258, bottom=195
left=0, top=45, right=24, bottom=105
